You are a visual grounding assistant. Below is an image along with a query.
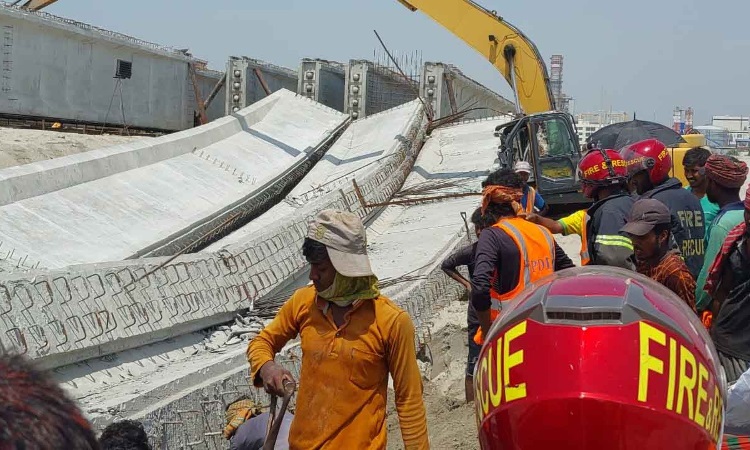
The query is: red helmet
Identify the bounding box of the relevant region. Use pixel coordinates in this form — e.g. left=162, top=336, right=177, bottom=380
left=577, top=148, right=628, bottom=198
left=620, top=139, right=672, bottom=184
left=474, top=266, right=726, bottom=450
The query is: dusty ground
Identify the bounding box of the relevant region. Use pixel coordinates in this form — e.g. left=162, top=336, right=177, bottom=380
left=0, top=127, right=145, bottom=169
left=387, top=301, right=480, bottom=450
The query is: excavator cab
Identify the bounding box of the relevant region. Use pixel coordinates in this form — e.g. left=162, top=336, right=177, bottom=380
left=496, top=112, right=586, bottom=211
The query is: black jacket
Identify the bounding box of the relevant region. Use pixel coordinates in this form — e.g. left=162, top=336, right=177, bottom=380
left=641, top=177, right=705, bottom=278
left=586, top=192, right=636, bottom=270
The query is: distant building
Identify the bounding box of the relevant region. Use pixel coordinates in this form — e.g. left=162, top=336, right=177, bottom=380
left=711, top=116, right=750, bottom=147
left=694, top=125, right=730, bottom=148
left=574, top=111, right=630, bottom=147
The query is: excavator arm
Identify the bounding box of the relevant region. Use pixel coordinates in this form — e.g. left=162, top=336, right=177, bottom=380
left=18, top=0, right=58, bottom=11
left=396, top=0, right=555, bottom=115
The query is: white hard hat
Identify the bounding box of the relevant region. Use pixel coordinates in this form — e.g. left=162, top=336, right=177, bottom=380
left=514, top=161, right=532, bottom=174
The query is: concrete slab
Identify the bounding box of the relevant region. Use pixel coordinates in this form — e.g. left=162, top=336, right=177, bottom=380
left=205, top=100, right=424, bottom=251
left=0, top=89, right=347, bottom=269
left=56, top=117, right=508, bottom=446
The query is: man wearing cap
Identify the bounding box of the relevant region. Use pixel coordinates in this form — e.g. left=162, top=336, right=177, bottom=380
left=695, top=154, right=749, bottom=311
left=514, top=161, right=549, bottom=216
left=247, top=210, right=429, bottom=449
left=621, top=199, right=696, bottom=310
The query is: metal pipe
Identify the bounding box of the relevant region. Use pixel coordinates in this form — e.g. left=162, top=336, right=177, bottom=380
left=203, top=73, right=226, bottom=110
left=253, top=68, right=272, bottom=96
left=188, top=63, right=209, bottom=125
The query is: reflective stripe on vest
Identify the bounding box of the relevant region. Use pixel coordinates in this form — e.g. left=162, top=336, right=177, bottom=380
left=581, top=213, right=591, bottom=265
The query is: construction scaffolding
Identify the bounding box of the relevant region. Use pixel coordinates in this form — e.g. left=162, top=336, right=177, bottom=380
left=549, top=54, right=572, bottom=113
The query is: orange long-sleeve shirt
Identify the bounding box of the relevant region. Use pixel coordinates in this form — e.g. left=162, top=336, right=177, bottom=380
left=247, top=286, right=429, bottom=450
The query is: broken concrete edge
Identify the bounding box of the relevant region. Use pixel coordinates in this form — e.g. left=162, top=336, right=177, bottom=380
left=0, top=109, right=428, bottom=371
left=110, top=226, right=469, bottom=448
left=0, top=91, right=287, bottom=207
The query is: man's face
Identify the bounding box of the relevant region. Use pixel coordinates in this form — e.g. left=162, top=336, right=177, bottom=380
left=684, top=165, right=706, bottom=189
left=630, top=230, right=664, bottom=262
left=630, top=171, right=652, bottom=195
left=309, top=257, right=336, bottom=292
left=517, top=171, right=530, bottom=184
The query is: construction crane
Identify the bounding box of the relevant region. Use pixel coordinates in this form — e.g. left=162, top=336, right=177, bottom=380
left=396, top=0, right=586, bottom=209
left=11, top=0, right=59, bottom=11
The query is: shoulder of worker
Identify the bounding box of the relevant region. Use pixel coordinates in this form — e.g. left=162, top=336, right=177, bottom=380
left=591, top=193, right=634, bottom=218
left=646, top=178, right=703, bottom=209
left=283, top=285, right=318, bottom=313
left=370, top=294, right=414, bottom=329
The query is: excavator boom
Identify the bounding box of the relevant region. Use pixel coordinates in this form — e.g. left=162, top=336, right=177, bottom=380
left=20, top=0, right=58, bottom=11
left=397, top=0, right=555, bottom=114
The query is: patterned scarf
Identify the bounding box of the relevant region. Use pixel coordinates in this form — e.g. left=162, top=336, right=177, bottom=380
left=704, top=221, right=747, bottom=297
left=480, top=185, right=524, bottom=217
left=317, top=272, right=380, bottom=306
left=223, top=399, right=261, bottom=440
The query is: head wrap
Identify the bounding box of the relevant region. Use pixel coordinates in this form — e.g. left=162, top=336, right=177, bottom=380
left=704, top=154, right=748, bottom=189
left=481, top=185, right=524, bottom=217
left=745, top=184, right=750, bottom=210
left=223, top=398, right=261, bottom=440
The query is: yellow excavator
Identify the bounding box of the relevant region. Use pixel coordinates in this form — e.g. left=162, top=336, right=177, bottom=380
left=11, top=0, right=58, bottom=10
left=395, top=0, right=699, bottom=209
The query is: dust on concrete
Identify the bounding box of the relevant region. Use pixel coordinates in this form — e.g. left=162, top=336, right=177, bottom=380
left=0, top=127, right=144, bottom=169
left=386, top=299, right=480, bottom=450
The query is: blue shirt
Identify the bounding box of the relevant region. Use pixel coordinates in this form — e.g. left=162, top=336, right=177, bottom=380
left=520, top=185, right=546, bottom=212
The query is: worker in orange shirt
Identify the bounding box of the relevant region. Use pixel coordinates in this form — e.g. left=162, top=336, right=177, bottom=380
left=247, top=210, right=429, bottom=450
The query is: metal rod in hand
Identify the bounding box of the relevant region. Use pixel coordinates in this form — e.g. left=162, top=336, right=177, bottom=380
left=263, top=380, right=295, bottom=450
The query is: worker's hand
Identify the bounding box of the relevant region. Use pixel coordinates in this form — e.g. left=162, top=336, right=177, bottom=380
left=259, top=361, right=296, bottom=397
left=526, top=212, right=540, bottom=223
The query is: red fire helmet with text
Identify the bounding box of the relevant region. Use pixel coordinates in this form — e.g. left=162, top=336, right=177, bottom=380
left=620, top=138, right=672, bottom=184
left=577, top=148, right=628, bottom=197
left=474, top=266, right=726, bottom=450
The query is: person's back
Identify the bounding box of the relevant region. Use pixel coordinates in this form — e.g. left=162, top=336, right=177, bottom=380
left=577, top=148, right=635, bottom=270
left=586, top=193, right=635, bottom=268
left=641, top=177, right=705, bottom=278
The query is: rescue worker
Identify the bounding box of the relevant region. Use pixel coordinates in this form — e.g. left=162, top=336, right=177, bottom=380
left=621, top=198, right=696, bottom=310
left=695, top=154, right=749, bottom=312
left=620, top=139, right=705, bottom=278
left=473, top=266, right=727, bottom=449
left=222, top=396, right=292, bottom=450
left=470, top=169, right=574, bottom=344
left=247, top=210, right=429, bottom=450
left=683, top=146, right=720, bottom=238
left=702, top=186, right=750, bottom=383
left=514, top=161, right=549, bottom=216
left=440, top=207, right=497, bottom=403
left=577, top=147, right=635, bottom=269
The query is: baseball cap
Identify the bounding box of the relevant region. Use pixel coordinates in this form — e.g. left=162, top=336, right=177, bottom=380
left=306, top=209, right=374, bottom=277
left=620, top=199, right=671, bottom=236
left=514, top=161, right=532, bottom=174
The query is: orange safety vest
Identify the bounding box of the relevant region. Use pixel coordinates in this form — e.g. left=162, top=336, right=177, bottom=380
left=581, top=213, right=591, bottom=265
left=523, top=186, right=537, bottom=215
left=473, top=217, right=556, bottom=345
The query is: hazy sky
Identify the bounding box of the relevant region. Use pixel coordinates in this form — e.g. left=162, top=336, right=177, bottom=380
left=49, top=0, right=749, bottom=125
